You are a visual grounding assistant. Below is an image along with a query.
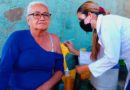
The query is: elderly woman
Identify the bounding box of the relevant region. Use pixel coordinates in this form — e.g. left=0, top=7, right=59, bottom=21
left=65, top=1, right=130, bottom=90
left=0, top=1, right=63, bottom=90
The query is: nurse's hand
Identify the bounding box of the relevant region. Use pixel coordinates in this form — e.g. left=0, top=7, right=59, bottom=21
left=64, top=41, right=80, bottom=56
left=76, top=65, right=91, bottom=79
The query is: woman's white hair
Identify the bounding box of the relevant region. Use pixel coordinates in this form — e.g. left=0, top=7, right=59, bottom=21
left=26, top=1, right=48, bottom=16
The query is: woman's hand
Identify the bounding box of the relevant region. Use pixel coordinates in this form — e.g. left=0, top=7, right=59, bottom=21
left=64, top=41, right=79, bottom=56
left=36, top=81, right=51, bottom=90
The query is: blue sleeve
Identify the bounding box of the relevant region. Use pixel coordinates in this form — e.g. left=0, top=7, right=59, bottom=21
left=0, top=32, right=19, bottom=89
left=126, top=80, right=130, bottom=90
left=54, top=54, right=64, bottom=74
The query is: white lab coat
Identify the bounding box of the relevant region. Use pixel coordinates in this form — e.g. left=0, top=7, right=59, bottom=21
left=79, top=14, right=130, bottom=90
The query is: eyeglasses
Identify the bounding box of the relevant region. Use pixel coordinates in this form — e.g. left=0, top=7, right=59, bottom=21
left=28, top=12, right=51, bottom=20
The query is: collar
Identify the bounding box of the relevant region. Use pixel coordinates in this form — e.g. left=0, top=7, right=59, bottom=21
left=96, top=14, right=103, bottom=34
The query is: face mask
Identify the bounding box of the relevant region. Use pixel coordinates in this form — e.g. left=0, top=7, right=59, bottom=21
left=79, top=20, right=93, bottom=32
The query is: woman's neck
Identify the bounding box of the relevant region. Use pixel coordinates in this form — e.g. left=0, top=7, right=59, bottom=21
left=30, top=29, right=49, bottom=38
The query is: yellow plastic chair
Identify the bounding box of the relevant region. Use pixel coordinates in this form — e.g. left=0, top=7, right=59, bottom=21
left=60, top=43, right=76, bottom=80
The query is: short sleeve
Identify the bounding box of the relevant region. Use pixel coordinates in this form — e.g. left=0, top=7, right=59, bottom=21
left=54, top=54, right=64, bottom=74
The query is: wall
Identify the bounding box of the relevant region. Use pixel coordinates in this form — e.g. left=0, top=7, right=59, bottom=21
left=0, top=0, right=130, bottom=56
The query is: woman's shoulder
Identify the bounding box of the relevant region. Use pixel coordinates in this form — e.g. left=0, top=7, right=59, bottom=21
left=50, top=33, right=62, bottom=54
left=50, top=33, right=60, bottom=42
left=7, top=30, right=30, bottom=43
left=10, top=30, right=29, bottom=37
left=12, top=30, right=29, bottom=35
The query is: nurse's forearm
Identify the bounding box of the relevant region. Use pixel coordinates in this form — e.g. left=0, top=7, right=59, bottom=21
left=71, top=49, right=80, bottom=56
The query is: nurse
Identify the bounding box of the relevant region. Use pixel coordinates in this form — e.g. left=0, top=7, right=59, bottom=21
left=65, top=1, right=130, bottom=90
